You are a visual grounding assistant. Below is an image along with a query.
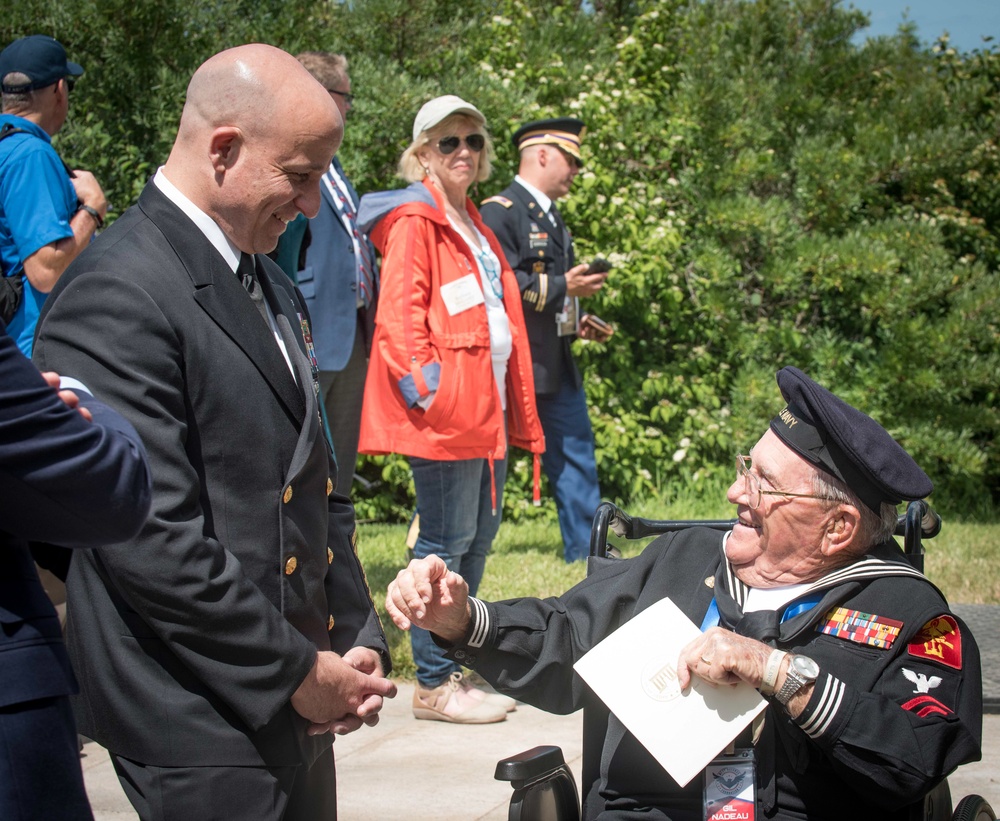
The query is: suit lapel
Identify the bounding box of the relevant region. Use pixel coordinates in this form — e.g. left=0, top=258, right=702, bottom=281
left=138, top=184, right=305, bottom=424
left=512, top=181, right=567, bottom=262
left=548, top=204, right=570, bottom=261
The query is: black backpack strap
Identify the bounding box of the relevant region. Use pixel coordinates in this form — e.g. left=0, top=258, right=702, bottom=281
left=0, top=122, right=76, bottom=178
left=0, top=123, right=29, bottom=141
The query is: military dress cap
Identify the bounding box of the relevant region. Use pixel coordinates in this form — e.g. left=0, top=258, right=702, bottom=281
left=0, top=35, right=83, bottom=93
left=512, top=117, right=586, bottom=164
left=769, top=366, right=932, bottom=513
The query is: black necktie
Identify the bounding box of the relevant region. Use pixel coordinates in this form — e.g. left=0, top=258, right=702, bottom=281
left=237, top=253, right=268, bottom=322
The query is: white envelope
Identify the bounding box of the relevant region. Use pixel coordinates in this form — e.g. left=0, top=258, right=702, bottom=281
left=573, top=596, right=767, bottom=788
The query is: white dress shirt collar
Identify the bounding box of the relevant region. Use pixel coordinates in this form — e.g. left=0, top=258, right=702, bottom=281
left=515, top=175, right=553, bottom=216
left=153, top=168, right=242, bottom=273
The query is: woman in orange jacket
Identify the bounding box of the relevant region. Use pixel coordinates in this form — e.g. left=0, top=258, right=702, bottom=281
left=358, top=96, right=545, bottom=725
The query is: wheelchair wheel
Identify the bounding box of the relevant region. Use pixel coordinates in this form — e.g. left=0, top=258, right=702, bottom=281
left=952, top=795, right=996, bottom=821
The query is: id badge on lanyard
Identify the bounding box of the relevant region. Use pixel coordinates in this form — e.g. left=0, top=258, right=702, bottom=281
left=704, top=748, right=756, bottom=821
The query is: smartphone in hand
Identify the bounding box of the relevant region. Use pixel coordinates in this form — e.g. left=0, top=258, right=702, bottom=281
left=580, top=313, right=614, bottom=342
left=587, top=258, right=612, bottom=275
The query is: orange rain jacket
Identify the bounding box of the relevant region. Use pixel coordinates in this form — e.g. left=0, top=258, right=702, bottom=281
left=357, top=179, right=544, bottom=504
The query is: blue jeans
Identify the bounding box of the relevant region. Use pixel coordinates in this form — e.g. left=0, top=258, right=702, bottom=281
left=409, top=453, right=507, bottom=687
left=536, top=372, right=602, bottom=563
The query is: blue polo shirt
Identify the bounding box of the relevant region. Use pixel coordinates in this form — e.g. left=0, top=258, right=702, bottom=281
left=0, top=114, right=77, bottom=356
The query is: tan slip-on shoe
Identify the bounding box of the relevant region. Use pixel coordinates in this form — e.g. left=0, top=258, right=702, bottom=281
left=461, top=672, right=517, bottom=713
left=412, top=672, right=508, bottom=724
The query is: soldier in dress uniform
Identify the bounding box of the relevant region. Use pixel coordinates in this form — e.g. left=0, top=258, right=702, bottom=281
left=481, top=118, right=608, bottom=563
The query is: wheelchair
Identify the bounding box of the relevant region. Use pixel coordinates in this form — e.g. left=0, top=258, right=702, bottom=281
left=495, top=500, right=996, bottom=821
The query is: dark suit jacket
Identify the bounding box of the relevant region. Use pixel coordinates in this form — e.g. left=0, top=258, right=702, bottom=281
left=289, top=157, right=378, bottom=371
left=33, top=182, right=389, bottom=769
left=480, top=180, right=580, bottom=396
left=1, top=321, right=150, bottom=821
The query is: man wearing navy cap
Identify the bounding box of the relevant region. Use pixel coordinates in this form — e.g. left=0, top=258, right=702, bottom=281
left=0, top=34, right=107, bottom=356
left=481, top=117, right=608, bottom=563
left=387, top=367, right=983, bottom=819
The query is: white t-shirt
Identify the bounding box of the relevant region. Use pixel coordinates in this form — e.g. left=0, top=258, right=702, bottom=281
left=448, top=217, right=512, bottom=410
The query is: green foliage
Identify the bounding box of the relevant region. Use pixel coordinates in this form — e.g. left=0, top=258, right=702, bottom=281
left=5, top=0, right=998, bottom=520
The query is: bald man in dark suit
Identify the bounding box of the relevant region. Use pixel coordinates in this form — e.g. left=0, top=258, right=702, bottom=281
left=33, top=45, right=395, bottom=820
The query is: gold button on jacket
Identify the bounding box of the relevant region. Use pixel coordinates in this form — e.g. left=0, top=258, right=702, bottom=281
left=327, top=547, right=333, bottom=565
left=284, top=556, right=297, bottom=575
left=282, top=486, right=293, bottom=504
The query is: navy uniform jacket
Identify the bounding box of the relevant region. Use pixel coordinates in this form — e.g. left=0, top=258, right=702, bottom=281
left=444, top=527, right=982, bottom=821
left=1, top=322, right=151, bottom=708
left=481, top=180, right=579, bottom=396
left=33, top=182, right=389, bottom=769
left=1, top=322, right=150, bottom=821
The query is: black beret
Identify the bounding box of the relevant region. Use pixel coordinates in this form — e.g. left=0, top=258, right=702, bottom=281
left=769, top=367, right=932, bottom=513
left=512, top=117, right=586, bottom=164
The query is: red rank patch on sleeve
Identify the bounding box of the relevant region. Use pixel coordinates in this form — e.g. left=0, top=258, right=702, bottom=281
left=907, top=615, right=963, bottom=670
left=902, top=695, right=954, bottom=718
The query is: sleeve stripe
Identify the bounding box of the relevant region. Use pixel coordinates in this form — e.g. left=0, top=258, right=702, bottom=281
left=467, top=597, right=489, bottom=648
left=799, top=673, right=844, bottom=738
left=536, top=274, right=548, bottom=311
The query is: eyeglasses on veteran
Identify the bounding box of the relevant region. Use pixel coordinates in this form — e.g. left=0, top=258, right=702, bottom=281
left=436, top=133, right=486, bottom=155
left=736, top=453, right=841, bottom=510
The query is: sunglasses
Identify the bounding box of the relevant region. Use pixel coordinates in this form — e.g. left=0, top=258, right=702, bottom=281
left=64, top=76, right=76, bottom=93
left=437, top=134, right=486, bottom=154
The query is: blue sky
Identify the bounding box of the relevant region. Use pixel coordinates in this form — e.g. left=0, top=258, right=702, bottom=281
left=850, top=0, right=999, bottom=52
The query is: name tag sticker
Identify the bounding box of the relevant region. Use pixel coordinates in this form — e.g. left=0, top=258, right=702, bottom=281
left=440, top=274, right=485, bottom=316
left=704, top=749, right=756, bottom=821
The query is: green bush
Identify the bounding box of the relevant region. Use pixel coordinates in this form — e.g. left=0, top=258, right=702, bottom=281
left=5, top=0, right=997, bottom=520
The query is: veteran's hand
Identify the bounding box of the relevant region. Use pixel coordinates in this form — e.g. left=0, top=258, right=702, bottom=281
left=676, top=627, right=773, bottom=692
left=385, top=556, right=471, bottom=643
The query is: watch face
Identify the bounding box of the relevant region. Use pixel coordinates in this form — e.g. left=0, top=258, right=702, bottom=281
left=792, top=655, right=819, bottom=679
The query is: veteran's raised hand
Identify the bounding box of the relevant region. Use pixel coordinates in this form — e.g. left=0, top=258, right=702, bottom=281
left=385, top=555, right=472, bottom=643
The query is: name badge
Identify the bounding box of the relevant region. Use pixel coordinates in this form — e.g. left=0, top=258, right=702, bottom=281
left=704, top=749, right=756, bottom=821
left=440, top=274, right=485, bottom=316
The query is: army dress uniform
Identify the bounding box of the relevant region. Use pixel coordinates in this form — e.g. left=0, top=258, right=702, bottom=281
left=480, top=118, right=601, bottom=562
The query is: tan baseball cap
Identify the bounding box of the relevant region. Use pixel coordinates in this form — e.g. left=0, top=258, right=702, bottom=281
left=412, top=95, right=485, bottom=141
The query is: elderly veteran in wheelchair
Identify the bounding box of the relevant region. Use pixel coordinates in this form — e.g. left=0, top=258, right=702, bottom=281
left=386, top=366, right=983, bottom=821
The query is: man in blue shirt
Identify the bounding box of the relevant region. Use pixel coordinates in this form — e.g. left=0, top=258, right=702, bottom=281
left=0, top=35, right=107, bottom=355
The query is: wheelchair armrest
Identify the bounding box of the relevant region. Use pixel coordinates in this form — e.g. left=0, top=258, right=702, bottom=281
left=495, top=745, right=568, bottom=784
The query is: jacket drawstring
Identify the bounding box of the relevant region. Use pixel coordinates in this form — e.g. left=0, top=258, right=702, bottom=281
left=532, top=453, right=541, bottom=506
left=489, top=451, right=498, bottom=516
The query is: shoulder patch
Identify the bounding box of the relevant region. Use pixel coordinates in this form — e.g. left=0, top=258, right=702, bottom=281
left=815, top=606, right=903, bottom=649
left=907, top=615, right=963, bottom=670
left=481, top=195, right=513, bottom=209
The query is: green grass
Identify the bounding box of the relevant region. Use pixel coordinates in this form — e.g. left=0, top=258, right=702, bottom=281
left=357, top=482, right=1000, bottom=679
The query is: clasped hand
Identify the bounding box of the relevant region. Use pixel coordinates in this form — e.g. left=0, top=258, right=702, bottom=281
left=291, top=647, right=396, bottom=737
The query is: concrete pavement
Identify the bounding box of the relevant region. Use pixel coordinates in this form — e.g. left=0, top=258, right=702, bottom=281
left=82, top=681, right=999, bottom=820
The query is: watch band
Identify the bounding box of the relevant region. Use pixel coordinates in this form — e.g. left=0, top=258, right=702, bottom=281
left=77, top=203, right=104, bottom=229
left=760, top=649, right=786, bottom=696
left=775, top=655, right=819, bottom=705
